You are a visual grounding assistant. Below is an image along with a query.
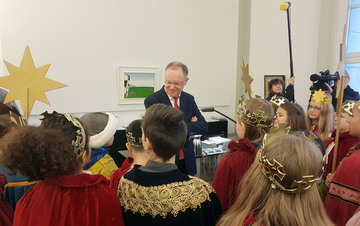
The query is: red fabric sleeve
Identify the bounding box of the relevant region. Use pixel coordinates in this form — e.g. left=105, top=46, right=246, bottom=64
left=109, top=157, right=133, bottom=193
left=212, top=150, right=256, bottom=212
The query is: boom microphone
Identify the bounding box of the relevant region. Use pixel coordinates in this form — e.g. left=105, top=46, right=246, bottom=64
left=280, top=2, right=291, bottom=11
left=310, top=74, right=321, bottom=82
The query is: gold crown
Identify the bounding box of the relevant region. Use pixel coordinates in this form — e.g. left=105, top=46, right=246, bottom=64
left=311, top=89, right=332, bottom=104
left=237, top=99, right=270, bottom=128
left=126, top=131, right=143, bottom=148
left=41, top=112, right=86, bottom=156
left=0, top=103, right=26, bottom=129
left=63, top=114, right=86, bottom=156
left=342, top=101, right=355, bottom=116
left=258, top=147, right=317, bottom=193
left=269, top=123, right=291, bottom=135
left=258, top=132, right=320, bottom=193
left=269, top=95, right=288, bottom=107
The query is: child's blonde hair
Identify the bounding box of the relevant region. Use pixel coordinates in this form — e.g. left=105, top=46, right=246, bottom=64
left=306, top=103, right=334, bottom=140
left=217, top=133, right=333, bottom=226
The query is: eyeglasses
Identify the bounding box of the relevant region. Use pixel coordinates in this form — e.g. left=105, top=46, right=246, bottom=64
left=165, top=79, right=186, bottom=87
left=308, top=105, right=321, bottom=111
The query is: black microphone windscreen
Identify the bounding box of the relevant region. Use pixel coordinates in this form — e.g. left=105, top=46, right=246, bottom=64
left=201, top=107, right=215, bottom=112
left=310, top=74, right=320, bottom=82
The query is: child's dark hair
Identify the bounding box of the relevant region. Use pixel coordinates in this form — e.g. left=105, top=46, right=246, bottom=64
left=126, top=119, right=143, bottom=151
left=268, top=78, right=285, bottom=93
left=141, top=104, right=187, bottom=161
left=0, top=126, right=84, bottom=181
left=40, top=111, right=89, bottom=153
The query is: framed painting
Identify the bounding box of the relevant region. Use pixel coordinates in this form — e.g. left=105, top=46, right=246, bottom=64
left=118, top=67, right=160, bottom=104
left=264, top=75, right=285, bottom=99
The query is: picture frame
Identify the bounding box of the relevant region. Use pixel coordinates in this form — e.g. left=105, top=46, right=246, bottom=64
left=264, top=75, right=285, bottom=99
left=118, top=67, right=160, bottom=104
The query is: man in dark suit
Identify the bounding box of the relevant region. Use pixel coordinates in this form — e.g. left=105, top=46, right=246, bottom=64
left=144, top=61, right=208, bottom=175
left=328, top=71, right=360, bottom=110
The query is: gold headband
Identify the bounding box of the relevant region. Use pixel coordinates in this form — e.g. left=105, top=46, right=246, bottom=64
left=64, top=113, right=86, bottom=156
left=269, top=95, right=288, bottom=108
left=0, top=103, right=26, bottom=129
left=237, top=99, right=270, bottom=128
left=311, top=89, right=332, bottom=104
left=258, top=132, right=319, bottom=193
left=126, top=131, right=143, bottom=148
left=342, top=101, right=355, bottom=116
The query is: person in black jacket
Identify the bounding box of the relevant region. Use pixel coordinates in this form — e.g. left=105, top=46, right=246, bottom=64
left=144, top=61, right=208, bottom=176
left=327, top=71, right=360, bottom=110
left=266, top=76, right=295, bottom=102
left=118, top=104, right=221, bottom=226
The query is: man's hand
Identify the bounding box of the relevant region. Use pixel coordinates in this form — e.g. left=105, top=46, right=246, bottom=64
left=288, top=76, right=295, bottom=85
left=325, top=82, right=333, bottom=94
left=191, top=116, right=198, bottom=122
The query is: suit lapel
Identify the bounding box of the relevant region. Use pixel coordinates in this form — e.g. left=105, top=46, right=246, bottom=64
left=160, top=86, right=172, bottom=106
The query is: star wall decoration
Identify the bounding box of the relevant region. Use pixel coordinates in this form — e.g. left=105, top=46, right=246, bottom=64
left=0, top=46, right=67, bottom=120
left=241, top=55, right=253, bottom=99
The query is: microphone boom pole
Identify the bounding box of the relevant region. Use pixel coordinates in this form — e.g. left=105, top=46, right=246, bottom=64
left=281, top=2, right=294, bottom=77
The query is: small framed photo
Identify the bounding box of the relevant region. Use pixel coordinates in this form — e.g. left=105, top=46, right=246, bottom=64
left=264, top=75, right=285, bottom=99
left=118, top=67, right=160, bottom=104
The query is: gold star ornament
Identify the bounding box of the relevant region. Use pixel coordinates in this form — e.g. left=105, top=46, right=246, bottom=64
left=241, top=55, right=253, bottom=99
left=311, top=89, right=332, bottom=104
left=0, top=46, right=67, bottom=120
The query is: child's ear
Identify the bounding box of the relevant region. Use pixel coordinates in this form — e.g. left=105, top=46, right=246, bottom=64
left=126, top=143, right=133, bottom=154
left=80, top=149, right=91, bottom=166
left=241, top=122, right=246, bottom=134
left=143, top=137, right=153, bottom=151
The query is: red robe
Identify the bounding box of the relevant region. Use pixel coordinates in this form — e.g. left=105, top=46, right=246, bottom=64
left=325, top=150, right=360, bottom=226
left=109, top=156, right=133, bottom=193
left=323, top=131, right=359, bottom=179
left=243, top=212, right=257, bottom=226
left=0, top=174, right=13, bottom=226
left=212, top=138, right=258, bottom=212
left=13, top=174, right=124, bottom=226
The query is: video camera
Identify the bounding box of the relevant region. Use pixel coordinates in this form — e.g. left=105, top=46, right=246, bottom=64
left=310, top=70, right=339, bottom=91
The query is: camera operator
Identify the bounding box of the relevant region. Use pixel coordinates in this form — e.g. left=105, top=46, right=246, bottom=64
left=325, top=71, right=360, bottom=109
left=266, top=76, right=295, bottom=102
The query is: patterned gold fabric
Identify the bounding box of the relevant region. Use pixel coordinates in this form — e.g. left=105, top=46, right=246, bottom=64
left=118, top=176, right=215, bottom=218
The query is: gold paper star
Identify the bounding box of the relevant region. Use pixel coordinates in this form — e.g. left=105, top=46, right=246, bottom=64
left=313, top=89, right=326, bottom=100
left=241, top=55, right=253, bottom=99
left=0, top=46, right=67, bottom=120
left=311, top=89, right=331, bottom=104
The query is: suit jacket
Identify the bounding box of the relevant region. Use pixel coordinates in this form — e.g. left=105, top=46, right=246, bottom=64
left=144, top=86, right=208, bottom=175
left=331, top=85, right=360, bottom=110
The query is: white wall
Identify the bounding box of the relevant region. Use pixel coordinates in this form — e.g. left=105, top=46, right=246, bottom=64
left=248, top=0, right=348, bottom=112
left=0, top=0, right=349, bottom=133
left=0, top=0, right=239, bottom=130
left=249, top=0, right=321, bottom=109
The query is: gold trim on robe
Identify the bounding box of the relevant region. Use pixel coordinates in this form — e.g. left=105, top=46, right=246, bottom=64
left=118, top=176, right=215, bottom=218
